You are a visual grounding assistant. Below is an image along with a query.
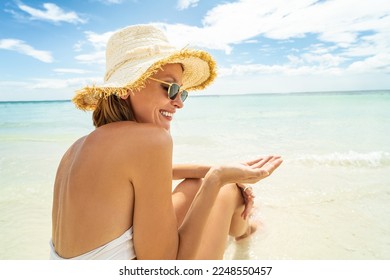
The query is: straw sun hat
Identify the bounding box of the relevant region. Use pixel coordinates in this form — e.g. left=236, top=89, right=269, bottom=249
left=72, top=24, right=217, bottom=110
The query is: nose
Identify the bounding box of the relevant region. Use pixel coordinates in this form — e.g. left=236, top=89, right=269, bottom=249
left=171, top=93, right=184, bottom=109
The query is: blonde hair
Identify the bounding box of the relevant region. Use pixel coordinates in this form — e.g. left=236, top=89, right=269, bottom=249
left=92, top=94, right=136, bottom=127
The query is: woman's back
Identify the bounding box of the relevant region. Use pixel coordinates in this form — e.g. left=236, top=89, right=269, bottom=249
left=51, top=121, right=161, bottom=258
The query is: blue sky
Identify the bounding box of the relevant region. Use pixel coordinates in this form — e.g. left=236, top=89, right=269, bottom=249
left=0, top=0, right=389, bottom=101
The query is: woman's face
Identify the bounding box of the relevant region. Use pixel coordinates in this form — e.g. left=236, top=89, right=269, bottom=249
left=128, top=63, right=185, bottom=130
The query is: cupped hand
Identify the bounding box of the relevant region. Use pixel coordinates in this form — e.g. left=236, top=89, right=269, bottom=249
left=218, top=155, right=283, bottom=185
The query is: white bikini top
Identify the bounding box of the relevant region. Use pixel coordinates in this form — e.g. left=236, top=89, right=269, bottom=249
left=49, top=227, right=136, bottom=260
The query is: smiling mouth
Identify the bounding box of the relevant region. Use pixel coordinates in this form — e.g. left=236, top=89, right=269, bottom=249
left=160, top=110, right=173, bottom=118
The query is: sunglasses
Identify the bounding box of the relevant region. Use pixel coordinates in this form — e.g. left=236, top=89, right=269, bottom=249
left=149, top=77, right=188, bottom=102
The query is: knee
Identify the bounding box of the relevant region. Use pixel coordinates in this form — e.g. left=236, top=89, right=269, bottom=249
left=173, top=178, right=203, bottom=194
left=220, top=183, right=240, bottom=195
left=218, top=183, right=244, bottom=207
left=183, top=178, right=203, bottom=187
left=179, top=178, right=203, bottom=189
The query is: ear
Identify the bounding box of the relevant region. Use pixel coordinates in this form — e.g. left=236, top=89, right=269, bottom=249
left=120, top=91, right=131, bottom=100
left=121, top=90, right=133, bottom=100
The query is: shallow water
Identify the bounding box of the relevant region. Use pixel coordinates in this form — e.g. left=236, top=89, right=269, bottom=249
left=1, top=91, right=389, bottom=259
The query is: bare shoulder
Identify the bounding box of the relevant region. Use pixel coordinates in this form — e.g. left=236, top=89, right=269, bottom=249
left=127, top=122, right=172, bottom=146
left=85, top=122, right=173, bottom=172
left=58, top=136, right=87, bottom=166
left=93, top=122, right=172, bottom=147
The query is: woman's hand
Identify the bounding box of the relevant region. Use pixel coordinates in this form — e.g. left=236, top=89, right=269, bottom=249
left=236, top=183, right=255, bottom=220
left=215, top=155, right=283, bottom=185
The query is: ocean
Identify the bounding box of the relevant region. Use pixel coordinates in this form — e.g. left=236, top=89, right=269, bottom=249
left=1, top=91, right=389, bottom=259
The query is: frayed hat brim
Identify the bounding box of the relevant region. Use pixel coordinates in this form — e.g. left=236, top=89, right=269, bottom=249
left=73, top=38, right=216, bottom=111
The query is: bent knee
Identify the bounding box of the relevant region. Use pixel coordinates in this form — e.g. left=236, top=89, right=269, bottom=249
left=173, top=178, right=203, bottom=193
left=183, top=178, right=203, bottom=187
left=218, top=183, right=244, bottom=205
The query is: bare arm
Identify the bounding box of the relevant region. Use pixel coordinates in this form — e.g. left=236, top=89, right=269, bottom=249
left=172, top=164, right=211, bottom=180
left=130, top=131, right=221, bottom=259
left=130, top=127, right=282, bottom=259
left=130, top=128, right=178, bottom=259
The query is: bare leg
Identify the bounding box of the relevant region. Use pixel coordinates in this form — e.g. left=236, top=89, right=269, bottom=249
left=172, top=179, right=202, bottom=226
left=172, top=179, right=252, bottom=259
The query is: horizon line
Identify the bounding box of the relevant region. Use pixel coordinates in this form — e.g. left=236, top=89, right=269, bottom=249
left=0, top=89, right=389, bottom=103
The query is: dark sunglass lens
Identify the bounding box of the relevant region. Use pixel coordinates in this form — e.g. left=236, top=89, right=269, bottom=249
left=181, top=90, right=188, bottom=102
left=168, top=84, right=180, bottom=100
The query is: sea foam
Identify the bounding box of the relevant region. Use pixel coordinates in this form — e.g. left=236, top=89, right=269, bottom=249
left=293, top=151, right=390, bottom=168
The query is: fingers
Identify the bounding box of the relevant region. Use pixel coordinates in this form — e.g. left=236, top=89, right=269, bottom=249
left=241, top=192, right=254, bottom=220
left=252, top=155, right=282, bottom=173
left=251, top=155, right=275, bottom=168
left=237, top=183, right=255, bottom=197
left=262, top=156, right=283, bottom=175
left=244, top=157, right=264, bottom=166
left=241, top=199, right=254, bottom=220
left=237, top=183, right=255, bottom=220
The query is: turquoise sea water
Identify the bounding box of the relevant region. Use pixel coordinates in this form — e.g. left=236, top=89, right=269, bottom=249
left=1, top=91, right=389, bottom=259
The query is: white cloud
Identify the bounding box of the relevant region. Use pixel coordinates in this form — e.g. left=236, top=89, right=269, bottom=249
left=99, top=0, right=125, bottom=4
left=218, top=63, right=342, bottom=78
left=73, top=41, right=85, bottom=52
left=53, top=68, right=91, bottom=74
left=301, top=53, right=345, bottom=68
left=245, top=0, right=390, bottom=46
left=244, top=39, right=258, bottom=44
left=0, top=76, right=101, bottom=102
left=180, top=0, right=389, bottom=50
left=154, top=23, right=233, bottom=53
left=84, top=31, right=113, bottom=49
left=207, top=70, right=389, bottom=95
left=75, top=51, right=105, bottom=64
left=0, top=81, right=30, bottom=87
left=27, top=77, right=101, bottom=89
left=177, top=0, right=199, bottom=10
left=1, top=77, right=94, bottom=101
left=0, top=39, right=53, bottom=63
left=17, top=2, right=86, bottom=24
left=72, top=30, right=112, bottom=53
left=74, top=30, right=114, bottom=64
left=348, top=53, right=390, bottom=73
left=156, top=0, right=390, bottom=78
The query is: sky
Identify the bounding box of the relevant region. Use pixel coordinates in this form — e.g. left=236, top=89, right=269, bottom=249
left=0, top=0, right=390, bottom=101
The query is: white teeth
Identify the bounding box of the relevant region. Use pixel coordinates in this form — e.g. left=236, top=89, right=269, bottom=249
left=160, top=110, right=173, bottom=117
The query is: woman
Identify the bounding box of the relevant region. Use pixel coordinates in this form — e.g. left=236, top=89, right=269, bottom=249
left=51, top=24, right=282, bottom=260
